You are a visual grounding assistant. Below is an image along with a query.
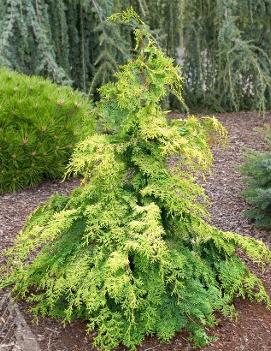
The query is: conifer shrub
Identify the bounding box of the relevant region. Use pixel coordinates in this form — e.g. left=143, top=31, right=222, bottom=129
left=0, top=68, right=94, bottom=192
left=1, top=10, right=271, bottom=351
left=242, top=132, right=271, bottom=229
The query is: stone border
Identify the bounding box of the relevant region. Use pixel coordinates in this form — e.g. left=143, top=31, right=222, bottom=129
left=0, top=293, right=41, bottom=351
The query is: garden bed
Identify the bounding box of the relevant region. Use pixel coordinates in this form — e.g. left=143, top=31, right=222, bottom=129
left=1, top=112, right=271, bottom=351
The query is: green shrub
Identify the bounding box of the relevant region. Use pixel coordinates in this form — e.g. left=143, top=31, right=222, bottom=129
left=242, top=133, right=271, bottom=229
left=0, top=68, right=94, bottom=192
left=2, top=10, right=271, bottom=351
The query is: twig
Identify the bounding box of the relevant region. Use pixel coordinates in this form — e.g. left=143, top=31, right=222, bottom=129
left=47, top=332, right=52, bottom=351
left=144, top=345, right=160, bottom=351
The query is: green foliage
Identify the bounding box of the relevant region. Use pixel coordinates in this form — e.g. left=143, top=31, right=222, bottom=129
left=182, top=0, right=271, bottom=112
left=0, top=0, right=179, bottom=94
left=1, top=0, right=271, bottom=112
left=2, top=11, right=271, bottom=350
left=0, top=68, right=94, bottom=192
left=0, top=0, right=70, bottom=84
left=242, top=132, right=271, bottom=229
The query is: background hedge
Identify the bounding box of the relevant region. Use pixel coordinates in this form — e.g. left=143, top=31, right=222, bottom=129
left=1, top=0, right=270, bottom=112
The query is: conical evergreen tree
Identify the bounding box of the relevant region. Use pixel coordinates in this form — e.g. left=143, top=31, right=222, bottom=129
left=2, top=9, right=271, bottom=351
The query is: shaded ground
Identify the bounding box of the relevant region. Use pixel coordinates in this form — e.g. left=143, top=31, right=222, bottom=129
left=1, top=112, right=271, bottom=351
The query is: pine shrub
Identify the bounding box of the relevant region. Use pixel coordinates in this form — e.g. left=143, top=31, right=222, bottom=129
left=1, top=10, right=271, bottom=350
left=242, top=133, right=271, bottom=229
left=0, top=68, right=94, bottom=192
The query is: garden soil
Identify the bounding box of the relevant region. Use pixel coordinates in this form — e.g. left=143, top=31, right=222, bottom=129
left=1, top=112, right=271, bottom=351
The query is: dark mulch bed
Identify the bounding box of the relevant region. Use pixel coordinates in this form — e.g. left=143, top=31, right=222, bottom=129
left=1, top=112, right=271, bottom=351
left=0, top=178, right=80, bottom=254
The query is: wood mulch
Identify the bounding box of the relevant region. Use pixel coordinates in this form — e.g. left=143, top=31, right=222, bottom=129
left=1, top=112, right=271, bottom=351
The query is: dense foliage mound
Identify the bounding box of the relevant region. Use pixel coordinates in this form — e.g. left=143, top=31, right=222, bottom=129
left=2, top=11, right=271, bottom=351
left=242, top=132, right=271, bottom=229
left=0, top=68, right=94, bottom=192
